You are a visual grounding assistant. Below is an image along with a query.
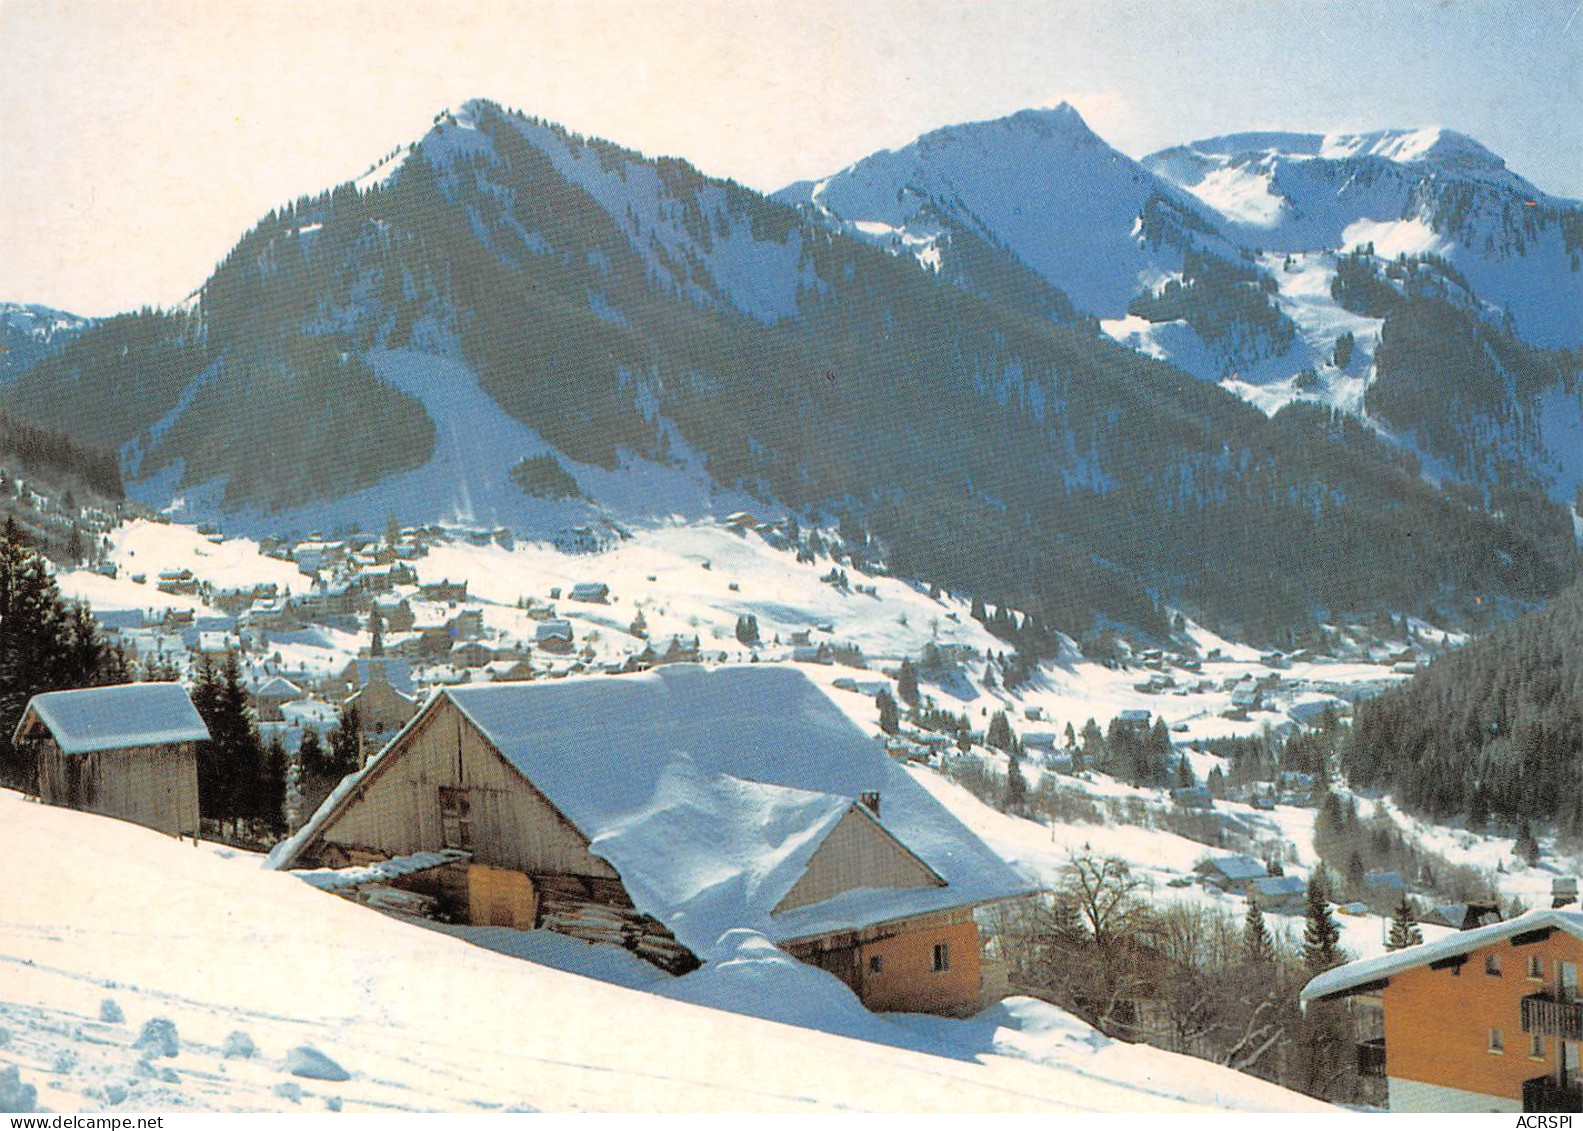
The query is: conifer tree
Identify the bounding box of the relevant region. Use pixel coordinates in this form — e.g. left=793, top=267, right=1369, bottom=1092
left=1146, top=717, right=1174, bottom=786
left=261, top=733, right=287, bottom=831
left=875, top=689, right=899, bottom=735
left=1386, top=894, right=1423, bottom=951
left=0, top=520, right=123, bottom=787
left=1006, top=755, right=1028, bottom=812
left=369, top=607, right=384, bottom=657
left=896, top=659, right=919, bottom=708
left=329, top=703, right=363, bottom=774
left=1174, top=754, right=1195, bottom=790
left=1079, top=718, right=1105, bottom=769
left=284, top=746, right=305, bottom=833
left=1243, top=901, right=1275, bottom=965
left=734, top=614, right=759, bottom=647
left=193, top=652, right=268, bottom=824
left=987, top=710, right=1015, bottom=752
left=190, top=654, right=224, bottom=813
left=1515, top=820, right=1540, bottom=865
left=298, top=726, right=327, bottom=778
left=1303, top=871, right=1342, bottom=972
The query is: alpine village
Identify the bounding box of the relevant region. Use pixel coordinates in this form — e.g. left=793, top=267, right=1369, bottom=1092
left=2, top=8, right=1582, bottom=1115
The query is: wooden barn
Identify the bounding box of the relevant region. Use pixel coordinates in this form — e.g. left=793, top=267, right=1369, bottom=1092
left=14, top=683, right=209, bottom=838
left=272, top=664, right=1034, bottom=1015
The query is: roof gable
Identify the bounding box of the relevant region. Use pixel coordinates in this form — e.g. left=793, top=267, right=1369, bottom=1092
left=774, top=803, right=945, bottom=915
left=255, top=676, right=303, bottom=699
left=16, top=683, right=210, bottom=755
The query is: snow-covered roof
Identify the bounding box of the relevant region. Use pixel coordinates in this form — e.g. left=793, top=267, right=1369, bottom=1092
left=1302, top=909, right=1583, bottom=1003
left=1205, top=855, right=1267, bottom=881
left=1363, top=871, right=1405, bottom=890
left=277, top=665, right=1035, bottom=956
left=1251, top=875, right=1306, bottom=896
left=297, top=848, right=472, bottom=892
left=255, top=676, right=303, bottom=699
left=16, top=683, right=210, bottom=755
left=281, top=700, right=340, bottom=728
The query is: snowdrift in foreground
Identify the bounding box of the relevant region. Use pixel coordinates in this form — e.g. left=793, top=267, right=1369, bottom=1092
left=0, top=791, right=1330, bottom=1112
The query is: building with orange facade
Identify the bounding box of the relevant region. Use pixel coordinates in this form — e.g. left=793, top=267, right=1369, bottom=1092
left=1302, top=910, right=1583, bottom=1112
left=271, top=664, right=1035, bottom=1015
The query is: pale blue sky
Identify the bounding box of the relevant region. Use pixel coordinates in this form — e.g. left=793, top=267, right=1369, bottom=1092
left=3, top=0, right=1579, bottom=317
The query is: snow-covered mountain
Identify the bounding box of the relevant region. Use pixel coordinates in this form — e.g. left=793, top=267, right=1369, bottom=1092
left=0, top=302, right=92, bottom=383
left=780, top=109, right=1582, bottom=511
left=775, top=104, right=1242, bottom=319
left=5, top=98, right=1575, bottom=644
left=1143, top=127, right=1583, bottom=350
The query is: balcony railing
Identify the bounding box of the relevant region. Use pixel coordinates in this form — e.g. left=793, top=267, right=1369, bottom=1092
left=1522, top=994, right=1583, bottom=1040
left=1523, top=1076, right=1583, bottom=1114
left=1355, top=1037, right=1386, bottom=1078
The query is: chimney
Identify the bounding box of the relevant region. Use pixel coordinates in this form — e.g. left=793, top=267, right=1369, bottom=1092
left=859, top=790, right=881, bottom=818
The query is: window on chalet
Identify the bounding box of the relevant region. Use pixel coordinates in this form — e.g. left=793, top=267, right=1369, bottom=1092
left=868, top=956, right=884, bottom=976
left=1485, top=953, right=1501, bottom=976
left=1529, top=954, right=1544, bottom=979
left=1488, top=1028, right=1504, bottom=1054
left=932, top=942, right=951, bottom=973
left=1531, top=1033, right=1546, bottom=1060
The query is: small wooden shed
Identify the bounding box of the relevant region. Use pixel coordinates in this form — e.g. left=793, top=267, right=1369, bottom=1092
left=14, top=682, right=209, bottom=838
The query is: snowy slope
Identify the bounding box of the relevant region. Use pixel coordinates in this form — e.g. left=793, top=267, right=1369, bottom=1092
left=131, top=350, right=765, bottom=539
left=0, top=791, right=1331, bottom=1112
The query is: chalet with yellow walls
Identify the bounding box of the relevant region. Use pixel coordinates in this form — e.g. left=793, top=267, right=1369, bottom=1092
left=271, top=664, right=1034, bottom=1015
left=1302, top=910, right=1583, bottom=1113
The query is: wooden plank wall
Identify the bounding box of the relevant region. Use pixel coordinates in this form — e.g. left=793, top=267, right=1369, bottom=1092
left=776, top=806, right=944, bottom=913
left=309, top=698, right=618, bottom=879
left=36, top=740, right=199, bottom=838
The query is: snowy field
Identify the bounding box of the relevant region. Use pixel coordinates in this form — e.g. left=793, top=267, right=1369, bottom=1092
left=0, top=791, right=1331, bottom=1113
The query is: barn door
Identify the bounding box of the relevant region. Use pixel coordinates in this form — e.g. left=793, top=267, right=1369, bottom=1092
left=439, top=787, right=472, bottom=850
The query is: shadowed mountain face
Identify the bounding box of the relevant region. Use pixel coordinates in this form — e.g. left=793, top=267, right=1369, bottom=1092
left=5, top=99, right=1577, bottom=642
left=1, top=303, right=92, bottom=384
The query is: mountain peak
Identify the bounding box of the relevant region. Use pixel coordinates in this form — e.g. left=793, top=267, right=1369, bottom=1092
left=913, top=102, right=1106, bottom=153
